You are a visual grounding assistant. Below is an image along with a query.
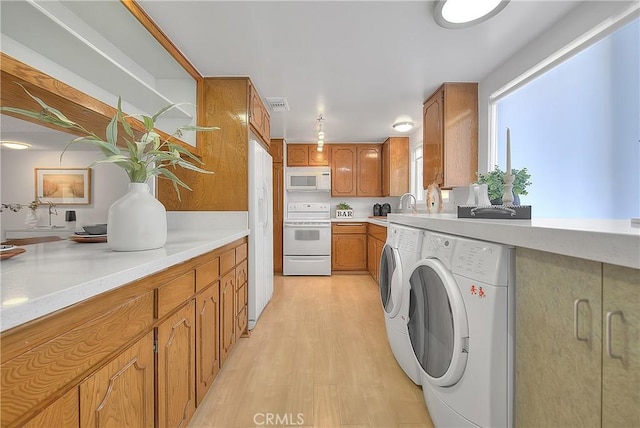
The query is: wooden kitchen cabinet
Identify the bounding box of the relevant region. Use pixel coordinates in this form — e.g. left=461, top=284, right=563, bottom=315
left=515, top=248, right=640, bottom=427
left=249, top=82, right=271, bottom=149
left=24, top=389, right=78, bottom=428
left=235, top=243, right=249, bottom=338
left=331, top=145, right=357, bottom=196
left=159, top=78, right=269, bottom=211
left=331, top=144, right=382, bottom=197
left=356, top=145, right=383, bottom=196
left=1, top=237, right=248, bottom=428
left=156, top=300, right=196, bottom=428
left=220, top=268, right=236, bottom=366
left=287, top=143, right=330, bottom=166
left=382, top=137, right=409, bottom=197
left=271, top=139, right=284, bottom=272
left=80, top=331, right=155, bottom=428
left=367, top=223, right=387, bottom=283
left=195, top=281, right=220, bottom=406
left=422, top=83, right=478, bottom=189
left=332, top=222, right=367, bottom=271
left=269, top=138, right=284, bottom=163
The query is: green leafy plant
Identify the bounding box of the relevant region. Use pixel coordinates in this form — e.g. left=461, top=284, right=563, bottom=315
left=476, top=166, right=532, bottom=201
left=336, top=202, right=352, bottom=210
left=1, top=83, right=218, bottom=200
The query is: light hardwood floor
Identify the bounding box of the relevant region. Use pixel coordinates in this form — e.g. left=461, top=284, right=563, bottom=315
left=189, top=274, right=434, bottom=428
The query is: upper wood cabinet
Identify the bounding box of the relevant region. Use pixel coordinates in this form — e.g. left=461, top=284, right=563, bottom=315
left=287, top=144, right=330, bottom=166
left=357, top=145, right=383, bottom=196
left=422, top=83, right=478, bottom=189
left=331, top=144, right=382, bottom=197
left=382, top=137, right=409, bottom=197
left=331, top=145, right=357, bottom=197
left=269, top=138, right=284, bottom=163
left=249, top=82, right=271, bottom=148
left=159, top=78, right=269, bottom=211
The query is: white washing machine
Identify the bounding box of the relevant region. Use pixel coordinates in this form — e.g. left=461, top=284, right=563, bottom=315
left=379, top=223, right=424, bottom=384
left=406, top=232, right=514, bottom=427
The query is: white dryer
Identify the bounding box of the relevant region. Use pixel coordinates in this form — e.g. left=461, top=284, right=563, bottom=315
left=379, top=223, right=424, bottom=384
left=406, top=232, right=514, bottom=428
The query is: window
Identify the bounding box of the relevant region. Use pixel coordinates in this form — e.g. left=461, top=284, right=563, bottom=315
left=492, top=17, right=639, bottom=219
left=411, top=145, right=424, bottom=202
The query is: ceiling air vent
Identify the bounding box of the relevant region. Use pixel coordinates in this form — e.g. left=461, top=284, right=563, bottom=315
left=266, top=97, right=290, bottom=112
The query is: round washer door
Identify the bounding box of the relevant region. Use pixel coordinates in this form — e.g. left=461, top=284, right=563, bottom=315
left=407, top=258, right=469, bottom=387
left=379, top=244, right=403, bottom=317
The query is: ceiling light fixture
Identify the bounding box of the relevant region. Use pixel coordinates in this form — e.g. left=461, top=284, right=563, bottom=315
left=0, top=141, right=31, bottom=150
left=434, top=0, right=510, bottom=29
left=317, top=114, right=325, bottom=152
left=392, top=121, right=414, bottom=133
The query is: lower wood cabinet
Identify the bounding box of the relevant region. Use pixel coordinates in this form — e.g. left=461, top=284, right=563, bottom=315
left=195, top=282, right=220, bottom=406
left=24, top=389, right=78, bottom=428
left=367, top=223, right=387, bottom=284
left=156, top=301, right=196, bottom=428
left=332, top=222, right=367, bottom=271
left=1, top=237, right=248, bottom=428
left=80, top=331, right=155, bottom=428
left=220, top=268, right=236, bottom=366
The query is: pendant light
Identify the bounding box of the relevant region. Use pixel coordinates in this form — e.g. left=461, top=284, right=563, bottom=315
left=317, top=115, right=325, bottom=152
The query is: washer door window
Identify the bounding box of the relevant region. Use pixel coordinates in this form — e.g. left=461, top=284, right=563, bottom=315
left=408, top=259, right=469, bottom=387
left=379, top=244, right=403, bottom=317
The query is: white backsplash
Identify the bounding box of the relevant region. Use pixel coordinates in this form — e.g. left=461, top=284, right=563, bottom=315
left=167, top=211, right=248, bottom=230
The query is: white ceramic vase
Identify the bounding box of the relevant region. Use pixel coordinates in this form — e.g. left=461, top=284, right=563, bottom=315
left=24, top=210, right=38, bottom=228
left=107, top=183, right=167, bottom=251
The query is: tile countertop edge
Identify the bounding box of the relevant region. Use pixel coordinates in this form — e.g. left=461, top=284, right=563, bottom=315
left=0, top=228, right=249, bottom=332
left=387, top=214, right=640, bottom=270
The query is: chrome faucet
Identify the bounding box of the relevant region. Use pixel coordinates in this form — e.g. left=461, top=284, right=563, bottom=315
left=398, top=193, right=417, bottom=214
left=47, top=202, right=57, bottom=226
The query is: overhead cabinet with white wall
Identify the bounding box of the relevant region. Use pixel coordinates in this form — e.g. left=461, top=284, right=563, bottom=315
left=423, top=82, right=478, bottom=189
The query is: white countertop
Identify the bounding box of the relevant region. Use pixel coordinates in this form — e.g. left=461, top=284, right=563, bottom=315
left=0, top=228, right=249, bottom=332
left=331, top=217, right=389, bottom=227
left=388, top=213, right=640, bottom=269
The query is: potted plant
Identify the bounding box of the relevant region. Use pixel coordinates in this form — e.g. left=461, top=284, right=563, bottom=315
left=476, top=166, right=532, bottom=205
left=1, top=84, right=218, bottom=251
left=336, top=202, right=354, bottom=218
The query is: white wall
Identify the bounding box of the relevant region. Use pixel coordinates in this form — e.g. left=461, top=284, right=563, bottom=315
left=0, top=150, right=129, bottom=240
left=478, top=0, right=637, bottom=172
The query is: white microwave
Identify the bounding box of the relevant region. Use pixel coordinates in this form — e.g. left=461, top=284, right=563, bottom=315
left=286, top=167, right=331, bottom=191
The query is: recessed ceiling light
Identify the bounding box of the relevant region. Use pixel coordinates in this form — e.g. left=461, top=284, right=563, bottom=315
left=392, top=121, right=414, bottom=133
left=434, top=0, right=510, bottom=29
left=0, top=141, right=31, bottom=150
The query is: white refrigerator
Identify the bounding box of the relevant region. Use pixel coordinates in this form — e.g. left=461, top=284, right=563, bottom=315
left=248, top=138, right=274, bottom=330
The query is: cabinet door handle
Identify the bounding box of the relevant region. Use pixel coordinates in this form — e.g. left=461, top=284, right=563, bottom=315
left=606, top=310, right=624, bottom=359
left=573, top=299, right=589, bottom=341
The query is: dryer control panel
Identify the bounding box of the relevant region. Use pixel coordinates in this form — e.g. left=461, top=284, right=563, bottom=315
left=388, top=224, right=423, bottom=253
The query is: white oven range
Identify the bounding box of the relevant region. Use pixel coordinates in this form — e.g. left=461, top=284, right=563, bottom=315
left=283, top=203, right=331, bottom=276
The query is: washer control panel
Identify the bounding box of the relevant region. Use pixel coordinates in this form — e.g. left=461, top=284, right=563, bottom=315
left=453, top=240, right=508, bottom=285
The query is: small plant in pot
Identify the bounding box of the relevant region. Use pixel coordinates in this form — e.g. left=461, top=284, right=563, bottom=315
left=336, top=202, right=354, bottom=218
left=1, top=84, right=219, bottom=251
left=476, top=166, right=532, bottom=205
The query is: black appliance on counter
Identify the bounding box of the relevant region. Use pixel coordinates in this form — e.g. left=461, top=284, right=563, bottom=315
left=373, top=203, right=382, bottom=216
left=381, top=203, right=391, bottom=216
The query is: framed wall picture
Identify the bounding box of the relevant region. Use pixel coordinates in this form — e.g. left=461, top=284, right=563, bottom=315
left=35, top=168, right=92, bottom=205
